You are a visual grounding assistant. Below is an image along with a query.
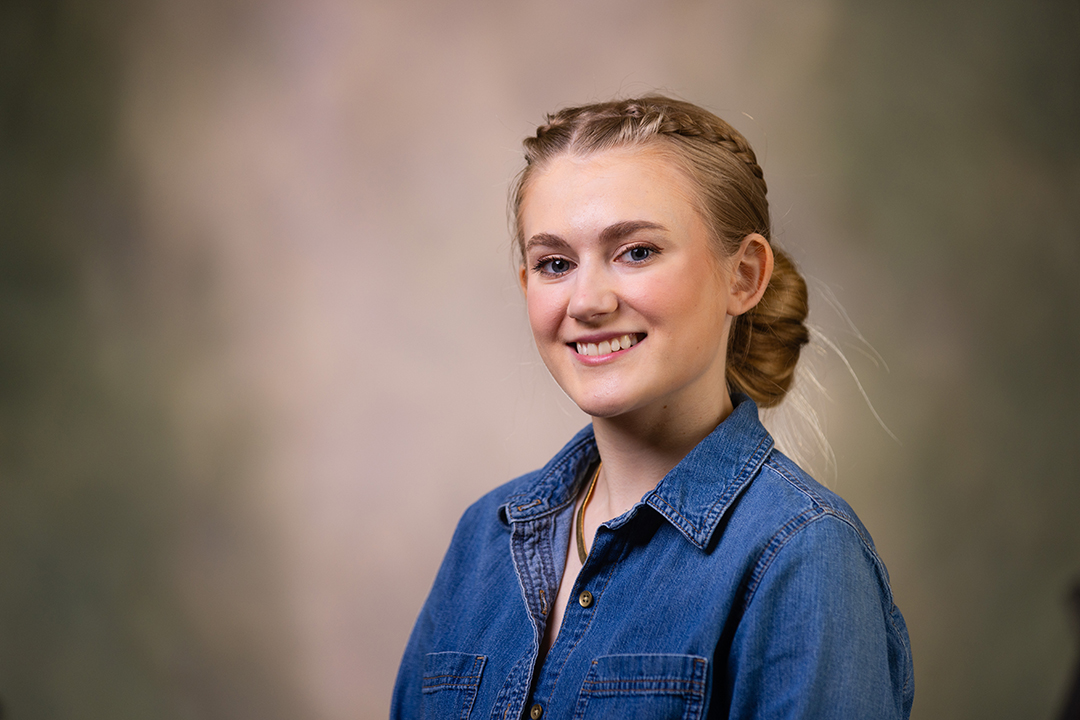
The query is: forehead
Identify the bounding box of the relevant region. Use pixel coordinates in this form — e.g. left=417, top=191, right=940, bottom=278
left=519, top=147, right=703, bottom=238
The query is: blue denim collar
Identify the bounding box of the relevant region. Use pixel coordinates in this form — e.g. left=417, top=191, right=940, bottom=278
left=503, top=394, right=774, bottom=550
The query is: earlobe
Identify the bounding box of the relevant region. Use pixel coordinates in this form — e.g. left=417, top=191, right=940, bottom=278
left=728, top=233, right=774, bottom=316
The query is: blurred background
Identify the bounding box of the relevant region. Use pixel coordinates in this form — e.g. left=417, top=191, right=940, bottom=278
left=2, top=0, right=1078, bottom=718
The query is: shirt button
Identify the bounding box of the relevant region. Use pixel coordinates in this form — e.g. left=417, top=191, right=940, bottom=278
left=530, top=703, right=543, bottom=719
left=578, top=590, right=593, bottom=608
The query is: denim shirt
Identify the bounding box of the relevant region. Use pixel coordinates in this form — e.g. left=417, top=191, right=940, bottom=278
left=391, top=396, right=914, bottom=719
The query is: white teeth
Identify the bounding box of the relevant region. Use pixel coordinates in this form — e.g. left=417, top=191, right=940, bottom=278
left=575, top=334, right=641, bottom=356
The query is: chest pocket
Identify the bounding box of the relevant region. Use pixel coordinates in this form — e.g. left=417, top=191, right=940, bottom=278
left=572, top=653, right=708, bottom=720
left=421, top=651, right=486, bottom=719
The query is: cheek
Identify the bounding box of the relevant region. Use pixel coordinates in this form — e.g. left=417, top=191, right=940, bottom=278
left=626, top=268, right=712, bottom=317
left=525, top=285, right=565, bottom=339
left=625, top=267, right=728, bottom=338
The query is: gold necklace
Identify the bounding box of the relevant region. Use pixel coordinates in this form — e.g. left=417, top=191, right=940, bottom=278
left=576, top=461, right=601, bottom=564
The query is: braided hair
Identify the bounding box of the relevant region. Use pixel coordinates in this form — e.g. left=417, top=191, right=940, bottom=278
left=510, top=95, right=809, bottom=408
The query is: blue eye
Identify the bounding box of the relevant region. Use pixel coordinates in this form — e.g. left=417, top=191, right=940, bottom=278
left=534, top=257, right=573, bottom=276
left=548, top=258, right=571, bottom=273
left=623, top=246, right=654, bottom=263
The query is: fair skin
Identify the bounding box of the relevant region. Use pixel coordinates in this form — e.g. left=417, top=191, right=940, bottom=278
left=518, top=146, right=774, bottom=660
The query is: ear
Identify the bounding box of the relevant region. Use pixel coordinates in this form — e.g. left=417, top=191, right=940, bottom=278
left=518, top=265, right=528, bottom=296
left=727, top=233, right=774, bottom=316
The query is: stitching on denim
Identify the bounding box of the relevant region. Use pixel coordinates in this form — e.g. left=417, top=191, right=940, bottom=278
left=521, top=520, right=556, bottom=630
left=460, top=655, right=484, bottom=719
left=647, top=493, right=701, bottom=545
left=571, top=663, right=598, bottom=720
left=539, top=517, right=559, bottom=619
left=892, top=603, right=914, bottom=698
left=742, top=506, right=825, bottom=610
left=422, top=654, right=487, bottom=683
left=741, top=507, right=914, bottom=700
left=577, top=656, right=709, bottom=704
left=582, top=677, right=706, bottom=687
left=767, top=459, right=880, bottom=552
left=647, top=431, right=773, bottom=547
left=768, top=458, right=827, bottom=506
left=490, top=654, right=530, bottom=720
left=766, top=460, right=865, bottom=538
left=581, top=687, right=704, bottom=696
left=698, top=431, right=774, bottom=534
left=689, top=656, right=708, bottom=720
left=507, top=435, right=597, bottom=521
left=746, top=502, right=890, bottom=606
left=422, top=654, right=486, bottom=720
left=767, top=460, right=900, bottom=602
left=763, top=458, right=908, bottom=619
left=509, top=522, right=544, bottom=656
left=531, top=435, right=594, bottom=501
left=544, top=534, right=622, bottom=693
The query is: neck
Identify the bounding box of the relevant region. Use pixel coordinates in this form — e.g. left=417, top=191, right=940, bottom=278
left=588, top=390, right=735, bottom=522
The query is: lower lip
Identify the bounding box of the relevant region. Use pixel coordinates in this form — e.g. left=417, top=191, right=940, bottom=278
left=571, top=339, right=642, bottom=366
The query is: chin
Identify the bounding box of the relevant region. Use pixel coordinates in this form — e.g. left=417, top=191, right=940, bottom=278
left=566, top=389, right=641, bottom=420
left=576, top=404, right=623, bottom=420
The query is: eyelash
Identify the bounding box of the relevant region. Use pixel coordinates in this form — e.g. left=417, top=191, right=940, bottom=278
left=531, top=244, right=659, bottom=278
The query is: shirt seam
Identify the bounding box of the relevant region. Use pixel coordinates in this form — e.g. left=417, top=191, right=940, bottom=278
left=766, top=459, right=871, bottom=546
left=506, top=433, right=597, bottom=522
left=540, top=537, right=622, bottom=699
left=741, top=502, right=913, bottom=698
left=646, top=431, right=773, bottom=548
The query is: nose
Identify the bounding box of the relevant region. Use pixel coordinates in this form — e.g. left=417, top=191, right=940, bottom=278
left=567, top=263, right=618, bottom=322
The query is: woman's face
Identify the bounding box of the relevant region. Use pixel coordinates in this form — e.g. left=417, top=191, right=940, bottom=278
left=518, top=147, right=738, bottom=423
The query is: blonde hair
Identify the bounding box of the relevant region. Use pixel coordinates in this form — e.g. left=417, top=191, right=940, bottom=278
left=511, top=95, right=809, bottom=408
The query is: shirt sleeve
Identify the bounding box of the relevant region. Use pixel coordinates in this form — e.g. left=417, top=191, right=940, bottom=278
left=721, top=512, right=914, bottom=719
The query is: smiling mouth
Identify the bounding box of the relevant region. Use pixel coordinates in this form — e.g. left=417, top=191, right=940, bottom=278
left=572, top=333, right=644, bottom=357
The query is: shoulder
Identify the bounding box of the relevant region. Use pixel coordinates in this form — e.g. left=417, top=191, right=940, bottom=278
left=754, top=451, right=877, bottom=547
left=445, top=471, right=538, bottom=553
left=730, top=452, right=915, bottom=715
left=732, top=449, right=899, bottom=608
left=421, top=472, right=543, bottom=619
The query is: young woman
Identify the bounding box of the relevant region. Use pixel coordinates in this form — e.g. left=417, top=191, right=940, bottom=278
left=391, top=96, right=913, bottom=719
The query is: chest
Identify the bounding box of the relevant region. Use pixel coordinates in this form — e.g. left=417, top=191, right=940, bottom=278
left=422, top=511, right=746, bottom=720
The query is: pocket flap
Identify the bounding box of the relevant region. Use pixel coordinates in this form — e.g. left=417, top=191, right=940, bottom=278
left=583, top=653, right=708, bottom=696
left=422, top=651, right=487, bottom=693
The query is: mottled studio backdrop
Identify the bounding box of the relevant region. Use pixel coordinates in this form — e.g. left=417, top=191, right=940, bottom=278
left=2, top=0, right=1078, bottom=718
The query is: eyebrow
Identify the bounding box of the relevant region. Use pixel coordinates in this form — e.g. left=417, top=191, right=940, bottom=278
left=524, top=221, right=669, bottom=253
